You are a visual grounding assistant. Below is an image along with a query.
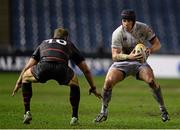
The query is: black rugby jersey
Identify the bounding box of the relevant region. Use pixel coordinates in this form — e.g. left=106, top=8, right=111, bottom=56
left=32, top=38, right=85, bottom=65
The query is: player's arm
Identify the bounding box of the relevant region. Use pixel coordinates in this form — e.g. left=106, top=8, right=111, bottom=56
left=16, top=57, right=38, bottom=86
left=12, top=57, right=38, bottom=96
left=111, top=29, right=142, bottom=61
left=112, top=47, right=142, bottom=61
left=144, top=24, right=161, bottom=55
left=77, top=61, right=102, bottom=99
left=69, top=42, right=102, bottom=99
left=12, top=46, right=40, bottom=96
left=147, top=36, right=161, bottom=55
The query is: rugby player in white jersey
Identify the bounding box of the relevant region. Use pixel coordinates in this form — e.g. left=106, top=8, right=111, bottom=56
left=94, top=9, right=170, bottom=123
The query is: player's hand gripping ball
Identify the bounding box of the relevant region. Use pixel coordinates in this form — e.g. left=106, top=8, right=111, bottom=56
left=134, top=43, right=147, bottom=63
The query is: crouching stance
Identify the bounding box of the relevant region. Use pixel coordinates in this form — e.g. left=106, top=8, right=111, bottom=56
left=94, top=9, right=170, bottom=123
left=12, top=28, right=102, bottom=125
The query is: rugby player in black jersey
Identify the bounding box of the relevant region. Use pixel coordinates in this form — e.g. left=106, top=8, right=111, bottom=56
left=12, top=28, right=102, bottom=125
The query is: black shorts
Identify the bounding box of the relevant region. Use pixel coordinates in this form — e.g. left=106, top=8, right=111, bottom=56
left=31, top=61, right=74, bottom=85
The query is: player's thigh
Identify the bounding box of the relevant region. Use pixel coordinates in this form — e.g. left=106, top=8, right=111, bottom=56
left=57, top=66, right=78, bottom=86
left=22, top=68, right=38, bottom=83
left=105, top=68, right=124, bottom=88
left=138, top=66, right=154, bottom=83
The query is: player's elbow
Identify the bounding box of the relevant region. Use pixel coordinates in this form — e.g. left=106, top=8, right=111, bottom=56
left=82, top=67, right=91, bottom=75
left=158, top=43, right=161, bottom=50
left=153, top=37, right=161, bottom=51
left=78, top=61, right=91, bottom=74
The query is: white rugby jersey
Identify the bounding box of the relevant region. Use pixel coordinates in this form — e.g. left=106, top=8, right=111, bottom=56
left=111, top=21, right=155, bottom=54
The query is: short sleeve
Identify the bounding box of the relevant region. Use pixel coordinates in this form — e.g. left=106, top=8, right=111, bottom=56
left=145, top=25, right=156, bottom=41
left=111, top=27, right=123, bottom=49
left=32, top=46, right=40, bottom=61
left=69, top=42, right=85, bottom=65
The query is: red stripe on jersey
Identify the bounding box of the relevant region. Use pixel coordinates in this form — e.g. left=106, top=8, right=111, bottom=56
left=44, top=48, right=68, bottom=57
left=45, top=56, right=67, bottom=63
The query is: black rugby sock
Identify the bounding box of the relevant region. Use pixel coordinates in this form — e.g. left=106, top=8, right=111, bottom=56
left=22, top=83, right=32, bottom=114
left=70, top=85, right=80, bottom=118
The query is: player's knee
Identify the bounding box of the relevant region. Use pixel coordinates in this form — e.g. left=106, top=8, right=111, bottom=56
left=148, top=79, right=159, bottom=89
left=22, top=73, right=29, bottom=83
left=68, top=74, right=79, bottom=86
left=22, top=69, right=34, bottom=83
left=147, top=78, right=159, bottom=89
left=104, top=78, right=114, bottom=90
left=144, top=77, right=154, bottom=84
left=145, top=78, right=153, bottom=84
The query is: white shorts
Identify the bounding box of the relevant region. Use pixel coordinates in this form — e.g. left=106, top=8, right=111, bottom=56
left=109, top=61, right=151, bottom=78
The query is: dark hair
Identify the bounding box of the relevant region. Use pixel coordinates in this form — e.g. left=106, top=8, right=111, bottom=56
left=121, top=9, right=136, bottom=22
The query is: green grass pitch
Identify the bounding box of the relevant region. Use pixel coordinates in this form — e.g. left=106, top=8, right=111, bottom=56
left=0, top=72, right=180, bottom=129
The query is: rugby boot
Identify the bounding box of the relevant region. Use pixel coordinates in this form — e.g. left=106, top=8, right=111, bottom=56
left=70, top=117, right=79, bottom=125
left=23, top=111, right=32, bottom=124
left=161, top=110, right=170, bottom=122
left=94, top=113, right=108, bottom=123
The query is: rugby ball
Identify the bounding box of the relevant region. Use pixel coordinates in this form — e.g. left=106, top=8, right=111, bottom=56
left=134, top=43, right=147, bottom=63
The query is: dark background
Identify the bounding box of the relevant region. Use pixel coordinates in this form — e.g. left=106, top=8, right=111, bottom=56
left=1, top=0, right=180, bottom=56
